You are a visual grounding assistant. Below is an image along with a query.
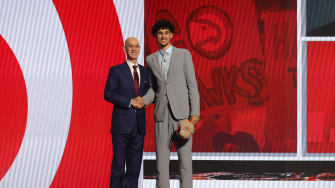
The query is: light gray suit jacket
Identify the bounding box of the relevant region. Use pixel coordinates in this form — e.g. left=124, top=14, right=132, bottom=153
left=143, top=47, right=200, bottom=121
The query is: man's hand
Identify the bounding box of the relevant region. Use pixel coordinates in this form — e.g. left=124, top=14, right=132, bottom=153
left=135, top=96, right=146, bottom=108
left=131, top=97, right=146, bottom=109
left=190, top=116, right=200, bottom=126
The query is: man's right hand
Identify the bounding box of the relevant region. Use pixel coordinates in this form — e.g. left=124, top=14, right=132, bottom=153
left=131, top=97, right=146, bottom=109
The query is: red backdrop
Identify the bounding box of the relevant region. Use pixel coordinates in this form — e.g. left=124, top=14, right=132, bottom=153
left=144, top=0, right=297, bottom=153
left=0, top=35, right=27, bottom=180
left=308, top=42, right=335, bottom=153
left=50, top=0, right=124, bottom=187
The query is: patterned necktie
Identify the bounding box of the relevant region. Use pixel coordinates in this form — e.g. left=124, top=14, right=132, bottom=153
left=133, top=65, right=139, bottom=95
left=161, top=51, right=168, bottom=79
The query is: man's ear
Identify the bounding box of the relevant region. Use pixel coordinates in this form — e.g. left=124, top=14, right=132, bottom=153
left=122, top=46, right=126, bottom=53
left=171, top=33, right=173, bottom=39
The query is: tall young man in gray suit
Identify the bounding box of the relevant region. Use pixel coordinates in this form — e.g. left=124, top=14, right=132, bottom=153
left=137, top=20, right=200, bottom=188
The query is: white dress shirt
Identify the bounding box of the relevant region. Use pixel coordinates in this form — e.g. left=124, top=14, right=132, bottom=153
left=158, top=45, right=173, bottom=79
left=126, top=60, right=140, bottom=83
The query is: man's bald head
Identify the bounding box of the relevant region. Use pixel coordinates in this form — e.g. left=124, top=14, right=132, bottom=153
left=123, top=37, right=140, bottom=63
left=125, top=37, right=139, bottom=46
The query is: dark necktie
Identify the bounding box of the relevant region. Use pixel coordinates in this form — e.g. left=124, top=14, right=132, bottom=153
left=133, top=65, right=139, bottom=95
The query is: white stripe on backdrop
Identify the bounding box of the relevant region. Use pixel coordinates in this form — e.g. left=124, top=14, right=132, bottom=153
left=113, top=0, right=145, bottom=66
left=0, top=0, right=72, bottom=187
left=113, top=0, right=145, bottom=188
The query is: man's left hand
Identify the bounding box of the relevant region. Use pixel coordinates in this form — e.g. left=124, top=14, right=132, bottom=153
left=190, top=116, right=200, bottom=126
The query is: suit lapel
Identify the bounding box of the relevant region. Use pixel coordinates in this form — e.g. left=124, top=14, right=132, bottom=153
left=138, top=65, right=145, bottom=95
left=167, top=47, right=177, bottom=80
left=151, top=51, right=165, bottom=80
left=122, top=62, right=136, bottom=96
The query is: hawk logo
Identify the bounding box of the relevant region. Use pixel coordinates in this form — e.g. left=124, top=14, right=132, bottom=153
left=186, top=5, right=233, bottom=60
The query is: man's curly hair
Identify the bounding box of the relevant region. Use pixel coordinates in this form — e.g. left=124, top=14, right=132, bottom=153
left=151, top=19, right=175, bottom=36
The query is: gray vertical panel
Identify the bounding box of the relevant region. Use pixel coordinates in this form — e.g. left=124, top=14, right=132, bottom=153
left=300, top=40, right=308, bottom=157
left=297, top=0, right=307, bottom=158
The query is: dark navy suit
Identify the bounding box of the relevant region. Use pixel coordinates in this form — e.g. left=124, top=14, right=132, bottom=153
left=104, top=62, right=149, bottom=188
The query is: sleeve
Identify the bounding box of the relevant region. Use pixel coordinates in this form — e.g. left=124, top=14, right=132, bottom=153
left=142, top=59, right=156, bottom=106
left=184, top=49, right=200, bottom=117
left=104, top=67, right=131, bottom=108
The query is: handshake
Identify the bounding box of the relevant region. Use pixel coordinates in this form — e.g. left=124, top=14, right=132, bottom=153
left=130, top=96, right=146, bottom=109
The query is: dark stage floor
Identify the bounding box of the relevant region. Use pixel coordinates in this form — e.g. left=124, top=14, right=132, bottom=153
left=144, top=160, right=335, bottom=181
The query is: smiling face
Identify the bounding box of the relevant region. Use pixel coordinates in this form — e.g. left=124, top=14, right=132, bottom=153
left=124, top=37, right=140, bottom=63
left=155, top=28, right=173, bottom=50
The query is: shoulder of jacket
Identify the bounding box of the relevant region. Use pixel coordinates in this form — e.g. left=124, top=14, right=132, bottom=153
left=139, top=64, right=147, bottom=70
left=110, top=62, right=126, bottom=70
left=147, top=53, right=155, bottom=59
left=146, top=53, right=156, bottom=64
left=173, top=47, right=190, bottom=55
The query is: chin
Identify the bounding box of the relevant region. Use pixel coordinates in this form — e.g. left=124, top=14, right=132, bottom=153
left=160, top=42, right=168, bottom=47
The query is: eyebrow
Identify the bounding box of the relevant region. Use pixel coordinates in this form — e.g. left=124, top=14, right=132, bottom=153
left=158, top=30, right=170, bottom=33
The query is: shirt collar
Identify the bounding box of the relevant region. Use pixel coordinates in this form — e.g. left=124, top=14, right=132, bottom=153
left=126, top=60, right=138, bottom=68
left=159, top=45, right=173, bottom=56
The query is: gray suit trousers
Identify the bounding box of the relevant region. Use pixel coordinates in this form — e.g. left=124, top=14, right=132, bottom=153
left=155, top=100, right=193, bottom=188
